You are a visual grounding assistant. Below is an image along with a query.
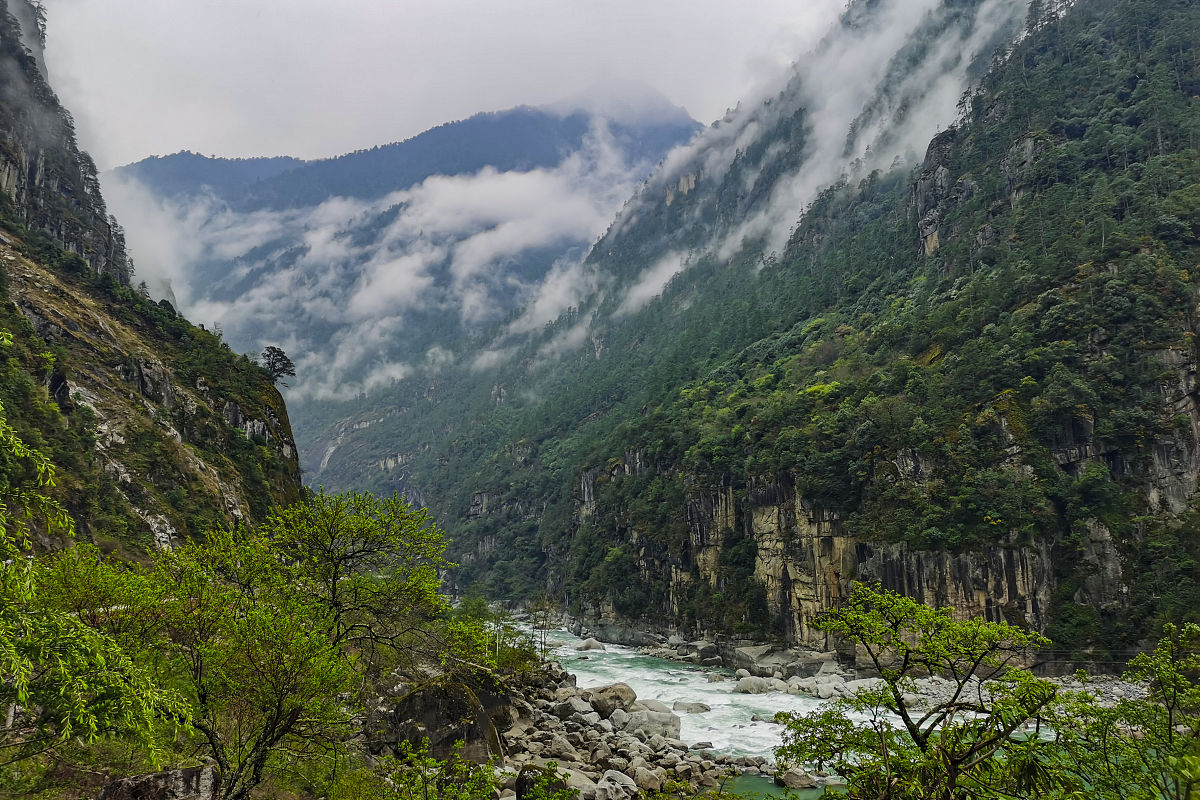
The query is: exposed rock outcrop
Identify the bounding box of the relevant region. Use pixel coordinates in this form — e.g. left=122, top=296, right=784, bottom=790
left=0, top=0, right=131, bottom=282
left=96, top=767, right=220, bottom=800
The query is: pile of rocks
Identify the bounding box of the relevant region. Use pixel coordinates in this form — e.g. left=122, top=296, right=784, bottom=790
left=644, top=638, right=846, bottom=680
left=498, top=663, right=792, bottom=799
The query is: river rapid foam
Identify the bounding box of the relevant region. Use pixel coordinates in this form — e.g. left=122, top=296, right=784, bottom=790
left=545, top=628, right=825, bottom=762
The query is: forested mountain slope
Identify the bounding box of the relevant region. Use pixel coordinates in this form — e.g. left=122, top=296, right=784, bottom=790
left=309, top=0, right=1199, bottom=657
left=0, top=0, right=301, bottom=555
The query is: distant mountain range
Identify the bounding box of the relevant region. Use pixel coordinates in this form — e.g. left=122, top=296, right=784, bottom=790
left=117, top=100, right=699, bottom=210
left=106, top=96, right=702, bottom=401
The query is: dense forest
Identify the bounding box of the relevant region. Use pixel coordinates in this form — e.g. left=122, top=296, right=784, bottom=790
left=307, top=0, right=1200, bottom=656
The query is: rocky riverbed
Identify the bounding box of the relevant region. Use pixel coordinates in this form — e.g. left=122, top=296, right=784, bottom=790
left=494, top=661, right=826, bottom=799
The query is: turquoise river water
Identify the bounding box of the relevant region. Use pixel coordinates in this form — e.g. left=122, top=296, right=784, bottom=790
left=544, top=628, right=827, bottom=798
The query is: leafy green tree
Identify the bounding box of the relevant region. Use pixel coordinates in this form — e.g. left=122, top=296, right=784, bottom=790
left=37, top=491, right=463, bottom=800
left=1050, top=623, right=1200, bottom=800
left=775, top=584, right=1058, bottom=799
left=259, top=344, right=296, bottom=385
left=145, top=526, right=355, bottom=800
left=0, top=330, right=185, bottom=772
left=262, top=490, right=450, bottom=676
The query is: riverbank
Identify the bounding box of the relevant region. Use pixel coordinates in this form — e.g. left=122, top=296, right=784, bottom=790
left=487, top=628, right=838, bottom=799
left=637, top=637, right=1148, bottom=709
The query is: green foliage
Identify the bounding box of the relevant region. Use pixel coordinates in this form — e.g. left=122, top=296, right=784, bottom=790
left=262, top=490, right=450, bottom=660
left=446, top=596, right=541, bottom=674
left=0, top=329, right=186, bottom=774
left=330, top=740, right=498, bottom=800
left=775, top=585, right=1058, bottom=799
left=1049, top=623, right=1200, bottom=800
left=35, top=491, right=469, bottom=800
left=774, top=588, right=1200, bottom=800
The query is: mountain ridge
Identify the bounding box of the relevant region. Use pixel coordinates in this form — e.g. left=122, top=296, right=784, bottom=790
left=298, top=0, right=1200, bottom=656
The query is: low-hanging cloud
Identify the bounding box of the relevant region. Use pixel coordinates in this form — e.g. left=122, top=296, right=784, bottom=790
left=104, top=118, right=660, bottom=401
left=600, top=0, right=1027, bottom=287
left=615, top=251, right=687, bottom=317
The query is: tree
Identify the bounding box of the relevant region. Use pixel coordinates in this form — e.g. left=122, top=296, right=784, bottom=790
left=260, top=345, right=296, bottom=385
left=0, top=330, right=185, bottom=772
left=262, top=490, right=450, bottom=678
left=39, top=491, right=459, bottom=800
left=40, top=526, right=356, bottom=800
left=148, top=527, right=355, bottom=800
left=1049, top=622, right=1200, bottom=800
left=775, top=584, right=1058, bottom=799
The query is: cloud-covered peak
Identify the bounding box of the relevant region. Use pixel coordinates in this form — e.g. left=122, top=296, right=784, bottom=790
left=544, top=80, right=696, bottom=127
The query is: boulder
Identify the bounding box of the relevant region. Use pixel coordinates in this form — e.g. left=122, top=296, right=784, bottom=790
left=589, top=682, right=637, bottom=718
left=734, top=676, right=779, bottom=694
left=595, top=770, right=638, bottom=800
left=97, top=767, right=219, bottom=800
left=366, top=678, right=503, bottom=762
left=775, top=768, right=818, bottom=790
left=552, top=696, right=595, bottom=719
left=639, top=698, right=672, bottom=713
left=845, top=677, right=885, bottom=695
left=633, top=766, right=663, bottom=791
left=734, top=644, right=777, bottom=672
left=673, top=701, right=711, bottom=714
left=624, top=710, right=681, bottom=739
left=576, top=638, right=607, bottom=651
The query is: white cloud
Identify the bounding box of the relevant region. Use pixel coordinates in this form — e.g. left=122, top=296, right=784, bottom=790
left=102, top=117, right=659, bottom=400
left=506, top=259, right=595, bottom=335
left=44, top=0, right=845, bottom=170
left=615, top=252, right=687, bottom=317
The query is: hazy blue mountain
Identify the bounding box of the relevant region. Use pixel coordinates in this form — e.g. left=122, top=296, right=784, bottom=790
left=115, top=101, right=700, bottom=210
left=116, top=151, right=306, bottom=202
left=105, top=89, right=703, bottom=404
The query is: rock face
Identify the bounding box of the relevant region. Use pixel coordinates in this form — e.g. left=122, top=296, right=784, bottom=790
left=366, top=678, right=505, bottom=763
left=0, top=1, right=131, bottom=282
left=0, top=1, right=301, bottom=552
left=572, top=467, right=1055, bottom=651
left=2, top=245, right=302, bottom=546
left=96, top=767, right=219, bottom=800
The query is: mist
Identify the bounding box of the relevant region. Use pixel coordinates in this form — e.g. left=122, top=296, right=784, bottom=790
left=600, top=0, right=1029, bottom=323
left=105, top=117, right=673, bottom=401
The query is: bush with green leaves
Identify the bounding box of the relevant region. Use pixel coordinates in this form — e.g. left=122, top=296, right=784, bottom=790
left=0, top=329, right=187, bottom=780
left=1050, top=623, right=1200, bottom=800
left=775, top=584, right=1059, bottom=799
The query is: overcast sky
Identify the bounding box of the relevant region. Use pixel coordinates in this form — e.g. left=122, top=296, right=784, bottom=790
left=41, top=0, right=843, bottom=170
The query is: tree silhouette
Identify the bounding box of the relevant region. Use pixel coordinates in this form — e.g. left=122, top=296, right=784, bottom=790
left=260, top=346, right=296, bottom=385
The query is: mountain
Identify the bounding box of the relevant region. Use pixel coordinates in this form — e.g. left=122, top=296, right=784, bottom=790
left=0, top=0, right=129, bottom=282
left=298, top=0, right=1200, bottom=657
left=114, top=151, right=306, bottom=202
left=105, top=96, right=703, bottom=402
left=0, top=0, right=301, bottom=554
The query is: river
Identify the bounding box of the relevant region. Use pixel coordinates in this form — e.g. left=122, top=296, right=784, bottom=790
left=543, top=628, right=828, bottom=798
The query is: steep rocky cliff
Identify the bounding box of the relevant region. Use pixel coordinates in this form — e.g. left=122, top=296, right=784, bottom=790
left=0, top=1, right=300, bottom=553
left=0, top=232, right=302, bottom=553
left=0, top=0, right=130, bottom=282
